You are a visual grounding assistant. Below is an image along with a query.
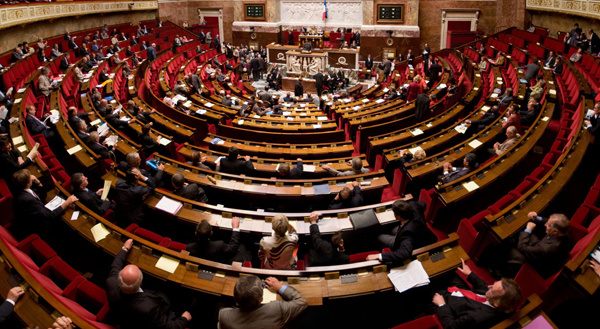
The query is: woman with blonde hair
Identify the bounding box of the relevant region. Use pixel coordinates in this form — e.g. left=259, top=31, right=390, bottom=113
left=258, top=214, right=299, bottom=270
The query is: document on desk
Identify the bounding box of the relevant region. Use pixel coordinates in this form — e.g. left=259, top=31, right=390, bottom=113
left=155, top=255, right=179, bottom=274
left=45, top=196, right=65, bottom=211
left=411, top=128, right=424, bottom=136
left=468, top=139, right=482, bottom=149
left=262, top=287, right=278, bottom=304
left=294, top=220, right=309, bottom=234
left=377, top=210, right=396, bottom=224
left=338, top=217, right=353, bottom=230
left=159, top=137, right=171, bottom=146
left=97, top=123, right=109, bottom=136
left=409, top=146, right=424, bottom=155
left=101, top=180, right=111, bottom=200
left=155, top=196, right=183, bottom=215
left=218, top=217, right=233, bottom=229
left=12, top=136, right=24, bottom=145
left=105, top=135, right=118, bottom=147
left=30, top=142, right=40, bottom=156
left=90, top=223, right=110, bottom=242
left=388, top=260, right=430, bottom=293
left=462, top=181, right=479, bottom=192
left=318, top=218, right=341, bottom=233
left=313, top=184, right=331, bottom=195
left=303, top=165, right=316, bottom=172
left=376, top=98, right=385, bottom=104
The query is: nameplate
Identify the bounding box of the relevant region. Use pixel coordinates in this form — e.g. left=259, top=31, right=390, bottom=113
left=324, top=272, right=340, bottom=280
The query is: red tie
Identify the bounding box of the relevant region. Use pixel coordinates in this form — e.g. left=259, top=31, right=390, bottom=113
left=447, top=287, right=488, bottom=303
left=32, top=191, right=40, bottom=200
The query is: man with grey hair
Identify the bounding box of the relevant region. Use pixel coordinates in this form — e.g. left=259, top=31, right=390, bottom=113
left=118, top=151, right=164, bottom=188
left=320, top=157, right=370, bottom=176
left=491, top=126, right=520, bottom=156
left=106, top=239, right=191, bottom=329
left=218, top=275, right=307, bottom=329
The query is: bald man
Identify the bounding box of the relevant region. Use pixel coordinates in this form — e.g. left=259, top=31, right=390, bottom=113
left=106, top=239, right=191, bottom=329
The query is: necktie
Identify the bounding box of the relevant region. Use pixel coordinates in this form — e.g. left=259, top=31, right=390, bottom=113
left=447, top=286, right=488, bottom=303
left=32, top=191, right=40, bottom=200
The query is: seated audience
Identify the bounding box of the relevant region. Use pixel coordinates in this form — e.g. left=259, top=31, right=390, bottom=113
left=258, top=214, right=299, bottom=270
left=277, top=158, right=303, bottom=178
left=502, top=105, right=522, bottom=133
left=218, top=275, right=307, bottom=329
left=171, top=173, right=208, bottom=202
left=187, top=150, right=212, bottom=170
left=118, top=152, right=164, bottom=188
left=584, top=102, right=600, bottom=136
left=114, top=169, right=151, bottom=227
left=321, top=157, right=369, bottom=176
left=217, top=146, right=254, bottom=175
left=328, top=182, right=363, bottom=209
left=432, top=259, right=522, bottom=329
left=397, top=148, right=427, bottom=166
left=490, top=126, right=520, bottom=156
left=106, top=239, right=191, bottom=329
left=308, top=212, right=349, bottom=266
left=441, top=153, right=478, bottom=184
left=71, top=173, right=114, bottom=216
left=186, top=218, right=250, bottom=263
left=465, top=105, right=500, bottom=134
left=367, top=200, right=437, bottom=265
left=0, top=135, right=38, bottom=182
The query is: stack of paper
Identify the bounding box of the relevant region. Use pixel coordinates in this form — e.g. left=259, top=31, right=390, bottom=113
left=45, top=196, right=65, bottom=211
left=155, top=196, right=183, bottom=215
left=387, top=260, right=430, bottom=293
left=159, top=137, right=171, bottom=146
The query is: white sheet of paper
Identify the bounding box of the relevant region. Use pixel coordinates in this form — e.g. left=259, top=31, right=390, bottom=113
left=205, top=102, right=214, bottom=108
left=17, top=145, right=27, bottom=152
left=101, top=180, right=111, bottom=200
left=318, top=116, right=328, bottom=121
left=387, top=260, right=430, bottom=293
left=262, top=288, right=278, bottom=304
left=155, top=255, right=179, bottom=274
left=45, top=196, right=65, bottom=211
left=159, top=137, right=171, bottom=146
left=462, top=181, right=479, bottom=192
left=71, top=211, right=80, bottom=221
left=90, top=223, right=110, bottom=242
left=12, top=136, right=24, bottom=145
left=377, top=210, right=396, bottom=224
left=155, top=196, right=183, bottom=215
left=303, top=165, right=316, bottom=172
left=468, top=139, right=483, bottom=149
left=67, top=145, right=83, bottom=155
left=313, top=124, right=321, bottom=129
left=411, top=129, right=424, bottom=136
left=409, top=146, right=424, bottom=154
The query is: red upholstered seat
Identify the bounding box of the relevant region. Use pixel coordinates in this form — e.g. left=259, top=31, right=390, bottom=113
left=63, top=279, right=109, bottom=316
left=39, top=257, right=83, bottom=290
left=17, top=234, right=58, bottom=267
left=349, top=251, right=379, bottom=263
left=390, top=314, right=442, bottom=329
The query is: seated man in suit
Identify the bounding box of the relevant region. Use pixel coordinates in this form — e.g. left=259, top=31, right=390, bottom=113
left=71, top=173, right=114, bottom=216
left=218, top=275, right=307, bottom=329
left=308, top=212, right=349, bottom=266
left=25, top=105, right=55, bottom=140
left=495, top=88, right=514, bottom=107
left=302, top=41, right=312, bottom=52
left=0, top=287, right=24, bottom=324
left=87, top=131, right=113, bottom=159
left=328, top=182, right=363, bottom=210
left=114, top=169, right=151, bottom=227
left=441, top=153, right=478, bottom=184
left=465, top=105, right=501, bottom=135
left=186, top=218, right=250, bottom=264
left=106, top=239, right=191, bottom=329
left=432, top=259, right=522, bottom=329
left=282, top=92, right=295, bottom=103
left=520, top=99, right=541, bottom=127
left=490, top=126, right=520, bottom=156
left=0, top=135, right=38, bottom=183
left=187, top=150, right=212, bottom=170
left=584, top=102, right=600, bottom=136
left=277, top=158, right=303, bottom=179
left=118, top=152, right=164, bottom=188
left=321, top=157, right=369, bottom=176
left=483, top=212, right=572, bottom=279
left=171, top=173, right=207, bottom=203
left=368, top=200, right=437, bottom=265
left=12, top=169, right=78, bottom=238
left=217, top=146, right=254, bottom=175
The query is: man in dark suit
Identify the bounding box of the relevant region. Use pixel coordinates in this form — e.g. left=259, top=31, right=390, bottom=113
left=250, top=56, right=260, bottom=81
left=147, top=43, right=157, bottom=62
left=59, top=56, right=70, bottom=72
left=465, top=105, right=500, bottom=134
left=381, top=58, right=392, bottom=77
left=277, top=158, right=303, bottom=179
left=590, top=29, right=600, bottom=54
left=518, top=62, right=540, bottom=83
left=171, top=173, right=207, bottom=203
left=422, top=43, right=431, bottom=75
left=432, top=259, right=522, bottom=329
left=368, top=200, right=437, bottom=265
left=328, top=182, right=363, bottom=210
left=302, top=41, right=312, bottom=52
left=365, top=54, right=373, bottom=70
left=543, top=51, right=557, bottom=68
left=130, top=36, right=138, bottom=46
left=106, top=239, right=191, bottom=329
left=481, top=212, right=572, bottom=279
left=217, top=146, right=254, bottom=175
left=427, top=59, right=443, bottom=88
left=0, top=287, right=24, bottom=324
left=520, top=100, right=541, bottom=127
left=114, top=169, right=151, bottom=227
left=186, top=218, right=250, bottom=263
left=199, top=30, right=206, bottom=44
left=12, top=169, right=78, bottom=238
left=184, top=73, right=202, bottom=94
left=585, top=102, right=600, bottom=136
left=117, top=152, right=164, bottom=188
left=496, top=88, right=514, bottom=107
left=214, top=34, right=221, bottom=52
left=441, top=153, right=478, bottom=184
left=314, top=70, right=324, bottom=96
left=87, top=131, right=113, bottom=159
left=415, top=93, right=437, bottom=121
left=0, top=136, right=37, bottom=183
left=294, top=80, right=304, bottom=98
left=308, top=212, right=349, bottom=266
left=71, top=173, right=114, bottom=216
left=25, top=105, right=54, bottom=140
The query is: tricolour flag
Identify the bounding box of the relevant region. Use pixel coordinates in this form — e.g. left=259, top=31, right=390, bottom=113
left=323, top=0, right=328, bottom=20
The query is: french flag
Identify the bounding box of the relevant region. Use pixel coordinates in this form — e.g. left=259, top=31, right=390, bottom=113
left=323, top=0, right=328, bottom=20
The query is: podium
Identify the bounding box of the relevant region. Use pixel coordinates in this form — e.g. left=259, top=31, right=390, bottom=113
left=299, top=35, right=323, bottom=49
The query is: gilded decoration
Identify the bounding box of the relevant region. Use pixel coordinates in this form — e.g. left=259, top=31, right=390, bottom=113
left=528, top=0, right=600, bottom=19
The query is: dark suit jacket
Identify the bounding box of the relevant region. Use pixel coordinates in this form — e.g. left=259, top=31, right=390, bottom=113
left=73, top=188, right=112, bottom=216
left=25, top=114, right=51, bottom=139
left=308, top=224, right=349, bottom=266
left=172, top=183, right=207, bottom=203
left=106, top=250, right=188, bottom=329
left=0, top=300, right=14, bottom=323
left=328, top=185, right=363, bottom=210
left=544, top=56, right=556, bottom=68
left=442, top=167, right=472, bottom=184
left=590, top=33, right=600, bottom=54
left=117, top=162, right=163, bottom=189
left=0, top=149, right=32, bottom=181
left=382, top=59, right=392, bottom=76
left=314, top=73, right=324, bottom=89
left=520, top=109, right=539, bottom=127
left=437, top=273, right=508, bottom=329
left=294, top=81, right=304, bottom=97
left=114, top=180, right=150, bottom=226
left=288, top=160, right=303, bottom=179
left=13, top=188, right=64, bottom=237
left=514, top=227, right=572, bottom=278
left=186, top=231, right=242, bottom=264
left=60, top=57, right=69, bottom=71
left=415, top=94, right=431, bottom=121
left=588, top=114, right=600, bottom=136
left=88, top=140, right=112, bottom=159
left=365, top=58, right=373, bottom=70
left=429, top=63, right=443, bottom=82
left=147, top=46, right=156, bottom=61
left=381, top=201, right=437, bottom=265
left=218, top=158, right=254, bottom=175
left=521, top=63, right=540, bottom=82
